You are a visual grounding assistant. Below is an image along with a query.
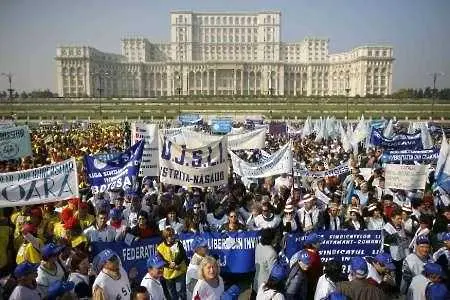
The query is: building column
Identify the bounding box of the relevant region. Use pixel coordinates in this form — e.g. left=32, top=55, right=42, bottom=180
left=213, top=70, right=217, bottom=95
left=233, top=69, right=237, bottom=95
left=279, top=67, right=284, bottom=96
left=254, top=72, right=257, bottom=95
left=247, top=71, right=250, bottom=95
left=206, top=71, right=210, bottom=95
left=293, top=72, right=297, bottom=96
left=240, top=70, right=244, bottom=96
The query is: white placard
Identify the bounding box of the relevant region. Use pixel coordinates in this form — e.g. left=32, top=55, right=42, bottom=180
left=0, top=158, right=79, bottom=207
left=227, top=128, right=266, bottom=150
left=132, top=123, right=159, bottom=177
left=385, top=164, right=428, bottom=190
left=0, top=125, right=32, bottom=160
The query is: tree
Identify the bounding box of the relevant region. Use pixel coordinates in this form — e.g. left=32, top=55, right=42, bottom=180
left=424, top=87, right=432, bottom=98
left=417, top=88, right=424, bottom=98
left=20, top=91, right=28, bottom=98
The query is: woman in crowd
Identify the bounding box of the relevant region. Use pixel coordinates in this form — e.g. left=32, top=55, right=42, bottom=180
left=156, top=227, right=188, bottom=300
left=344, top=208, right=366, bottom=230
left=253, top=228, right=277, bottom=297
left=220, top=209, right=246, bottom=232
left=314, top=260, right=343, bottom=300
left=158, top=206, right=184, bottom=234
left=127, top=210, right=158, bottom=240
left=366, top=203, right=386, bottom=230
left=192, top=256, right=225, bottom=300
left=68, top=251, right=91, bottom=299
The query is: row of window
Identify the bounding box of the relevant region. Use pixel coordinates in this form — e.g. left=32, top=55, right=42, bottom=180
left=368, top=50, right=389, bottom=57
left=194, top=16, right=259, bottom=26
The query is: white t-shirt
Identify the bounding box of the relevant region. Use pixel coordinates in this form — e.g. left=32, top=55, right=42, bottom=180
left=93, top=267, right=131, bottom=300
left=254, top=214, right=281, bottom=230
left=192, top=277, right=224, bottom=300
left=256, top=283, right=285, bottom=300
left=206, top=214, right=227, bottom=232
left=9, top=285, right=42, bottom=300
left=141, top=274, right=166, bottom=300
left=83, top=225, right=116, bottom=242
left=36, top=262, right=65, bottom=297
left=314, top=274, right=336, bottom=300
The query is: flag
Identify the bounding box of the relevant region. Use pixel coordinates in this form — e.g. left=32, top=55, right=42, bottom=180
left=344, top=181, right=355, bottom=205
left=435, top=133, right=449, bottom=181
left=339, top=121, right=351, bottom=152
left=383, top=119, right=394, bottom=138
left=301, top=116, right=312, bottom=139
left=420, top=123, right=433, bottom=150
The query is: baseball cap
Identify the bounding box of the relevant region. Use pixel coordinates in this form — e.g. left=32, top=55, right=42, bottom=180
left=146, top=254, right=165, bottom=269
left=374, top=253, right=396, bottom=271
left=14, top=262, right=39, bottom=278
left=416, top=235, right=430, bottom=245
left=441, top=232, right=450, bottom=242
left=41, top=243, right=65, bottom=259
left=350, top=256, right=368, bottom=278
left=110, top=208, right=123, bottom=219
left=423, top=263, right=444, bottom=278
left=269, top=261, right=290, bottom=281
left=191, top=236, right=209, bottom=250
left=327, top=291, right=348, bottom=300
left=294, top=250, right=311, bottom=266
left=426, top=283, right=449, bottom=300
left=47, top=280, right=75, bottom=300
left=96, top=249, right=120, bottom=267
left=305, top=233, right=324, bottom=245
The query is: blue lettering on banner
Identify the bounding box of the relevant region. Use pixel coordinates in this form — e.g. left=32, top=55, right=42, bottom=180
left=381, top=148, right=439, bottom=163
left=91, top=230, right=382, bottom=283
left=211, top=120, right=233, bottom=134
left=370, top=130, right=423, bottom=150
left=84, top=140, right=145, bottom=193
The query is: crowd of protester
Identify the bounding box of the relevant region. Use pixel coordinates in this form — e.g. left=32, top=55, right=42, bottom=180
left=0, top=120, right=449, bottom=300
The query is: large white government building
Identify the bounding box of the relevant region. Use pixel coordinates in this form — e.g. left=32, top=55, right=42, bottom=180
left=56, top=11, right=394, bottom=97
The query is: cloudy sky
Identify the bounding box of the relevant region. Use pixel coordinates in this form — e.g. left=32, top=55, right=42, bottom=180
left=0, top=0, right=449, bottom=93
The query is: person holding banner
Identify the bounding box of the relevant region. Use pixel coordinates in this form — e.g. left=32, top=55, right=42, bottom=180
left=156, top=227, right=187, bottom=300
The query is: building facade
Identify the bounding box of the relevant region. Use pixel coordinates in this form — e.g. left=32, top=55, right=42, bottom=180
left=56, top=11, right=394, bottom=97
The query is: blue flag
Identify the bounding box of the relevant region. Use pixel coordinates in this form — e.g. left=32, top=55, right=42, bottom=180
left=84, top=140, right=145, bottom=193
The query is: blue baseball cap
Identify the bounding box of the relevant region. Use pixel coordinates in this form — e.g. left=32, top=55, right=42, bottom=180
left=423, top=263, right=444, bottom=278
left=191, top=236, right=209, bottom=250
left=416, top=235, right=430, bottom=245
left=426, top=283, right=449, bottom=300
left=291, top=250, right=311, bottom=267
left=96, top=249, right=120, bottom=268
left=110, top=208, right=122, bottom=219
left=350, top=256, right=368, bottom=277
left=374, top=253, right=396, bottom=271
left=305, top=233, right=324, bottom=245
left=41, top=243, right=65, bottom=259
left=147, top=254, right=165, bottom=269
left=220, top=284, right=240, bottom=300
left=270, top=261, right=290, bottom=281
left=47, top=280, right=75, bottom=300
left=441, top=232, right=450, bottom=242
left=14, top=262, right=39, bottom=278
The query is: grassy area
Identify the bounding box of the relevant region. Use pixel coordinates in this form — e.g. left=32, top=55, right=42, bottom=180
left=1, top=97, right=449, bottom=120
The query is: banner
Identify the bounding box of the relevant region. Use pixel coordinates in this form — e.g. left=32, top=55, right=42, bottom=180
left=178, top=114, right=202, bottom=125
left=227, top=128, right=266, bottom=150
left=269, top=123, right=287, bottom=136
left=0, top=158, right=78, bottom=207
left=159, top=133, right=228, bottom=187
left=370, top=130, right=423, bottom=151
left=132, top=123, right=159, bottom=177
left=294, top=162, right=350, bottom=178
left=230, top=142, right=292, bottom=178
left=285, top=230, right=383, bottom=272
left=385, top=164, right=428, bottom=190
left=211, top=119, right=233, bottom=134
left=381, top=148, right=439, bottom=163
left=0, top=125, right=32, bottom=161
left=91, top=231, right=260, bottom=282
left=84, top=140, right=145, bottom=193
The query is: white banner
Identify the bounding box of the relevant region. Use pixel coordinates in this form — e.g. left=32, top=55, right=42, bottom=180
left=132, top=123, right=159, bottom=177
left=0, top=158, right=79, bottom=207
left=227, top=128, right=266, bottom=150
left=0, top=125, right=32, bottom=161
left=385, top=164, right=428, bottom=190
left=159, top=133, right=228, bottom=187
left=230, top=142, right=292, bottom=178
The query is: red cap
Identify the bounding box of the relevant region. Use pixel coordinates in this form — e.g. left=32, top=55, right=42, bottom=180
left=22, top=223, right=37, bottom=235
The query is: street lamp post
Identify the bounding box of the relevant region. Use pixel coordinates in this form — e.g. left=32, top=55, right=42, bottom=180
left=345, top=74, right=351, bottom=120
left=430, top=72, right=445, bottom=120
left=91, top=71, right=109, bottom=119
left=177, top=74, right=181, bottom=116
left=1, top=72, right=14, bottom=116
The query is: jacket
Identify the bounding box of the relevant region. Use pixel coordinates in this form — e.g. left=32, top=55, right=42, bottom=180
left=156, top=240, right=187, bottom=280
left=253, top=243, right=277, bottom=292
left=337, top=278, right=388, bottom=300
left=285, top=263, right=308, bottom=299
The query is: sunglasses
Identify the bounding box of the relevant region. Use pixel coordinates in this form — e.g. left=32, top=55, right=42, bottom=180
left=229, top=215, right=237, bottom=218
left=193, top=206, right=200, bottom=209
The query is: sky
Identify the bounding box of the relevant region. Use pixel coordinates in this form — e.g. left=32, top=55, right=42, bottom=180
left=0, top=0, right=449, bottom=93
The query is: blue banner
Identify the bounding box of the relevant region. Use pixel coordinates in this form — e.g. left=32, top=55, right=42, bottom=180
left=91, top=231, right=261, bottom=282
left=285, top=230, right=383, bottom=273
left=178, top=114, right=202, bottom=125
left=381, top=148, right=439, bottom=163
left=91, top=230, right=382, bottom=282
left=370, top=130, right=423, bottom=150
left=211, top=120, right=233, bottom=134
left=84, top=140, right=144, bottom=193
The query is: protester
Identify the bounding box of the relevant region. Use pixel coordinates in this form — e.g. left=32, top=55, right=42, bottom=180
left=297, top=194, right=322, bottom=233
left=140, top=254, right=166, bottom=300
left=192, top=256, right=224, bottom=300
left=186, top=236, right=209, bottom=299
left=433, top=232, right=450, bottom=287
left=9, top=262, right=42, bottom=300
left=336, top=256, right=387, bottom=300
left=68, top=251, right=91, bottom=299
left=256, top=261, right=289, bottom=300
left=46, top=279, right=75, bottom=300
left=156, top=227, right=187, bottom=300
left=303, top=233, right=323, bottom=299
left=285, top=249, right=311, bottom=300
left=253, top=228, right=277, bottom=297
left=407, top=262, right=448, bottom=300
left=314, top=260, right=343, bottom=300
left=36, top=243, right=66, bottom=298
left=364, top=252, right=397, bottom=295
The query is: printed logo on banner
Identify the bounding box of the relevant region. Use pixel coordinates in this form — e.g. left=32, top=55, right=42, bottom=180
left=159, top=133, right=228, bottom=187
left=84, top=140, right=145, bottom=193
left=0, top=158, right=79, bottom=207
left=132, top=123, right=159, bottom=177
left=0, top=126, right=32, bottom=161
